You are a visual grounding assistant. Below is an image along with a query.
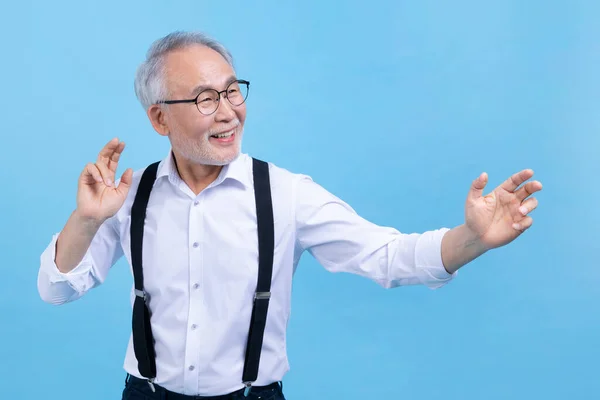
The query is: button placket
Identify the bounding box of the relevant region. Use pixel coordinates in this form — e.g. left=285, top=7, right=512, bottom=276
left=184, top=195, right=204, bottom=390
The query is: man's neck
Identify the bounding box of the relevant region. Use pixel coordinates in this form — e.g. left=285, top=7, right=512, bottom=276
left=172, top=151, right=224, bottom=195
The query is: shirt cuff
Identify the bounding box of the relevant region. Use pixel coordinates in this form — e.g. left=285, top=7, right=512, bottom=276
left=40, top=232, right=94, bottom=293
left=414, top=227, right=456, bottom=289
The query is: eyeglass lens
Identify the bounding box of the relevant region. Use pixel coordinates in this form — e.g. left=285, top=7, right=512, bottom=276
left=196, top=81, right=248, bottom=115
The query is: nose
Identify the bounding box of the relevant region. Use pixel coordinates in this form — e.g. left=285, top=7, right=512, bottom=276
left=214, top=93, right=236, bottom=122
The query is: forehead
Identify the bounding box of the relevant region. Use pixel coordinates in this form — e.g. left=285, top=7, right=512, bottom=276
left=162, top=45, right=235, bottom=94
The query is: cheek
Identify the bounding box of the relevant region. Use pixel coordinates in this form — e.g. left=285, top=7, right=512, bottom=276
left=236, top=105, right=247, bottom=124
left=194, top=119, right=214, bottom=136
left=171, top=113, right=213, bottom=136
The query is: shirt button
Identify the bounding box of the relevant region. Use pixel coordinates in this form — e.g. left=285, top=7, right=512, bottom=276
left=193, top=283, right=199, bottom=289
left=192, top=242, right=199, bottom=248
left=191, top=324, right=197, bottom=330
left=189, top=365, right=195, bottom=371
left=194, top=200, right=199, bottom=206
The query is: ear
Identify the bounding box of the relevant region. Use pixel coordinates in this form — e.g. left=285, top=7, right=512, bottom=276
left=147, top=104, right=170, bottom=137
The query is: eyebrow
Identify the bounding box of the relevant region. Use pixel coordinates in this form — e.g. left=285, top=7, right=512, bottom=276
left=190, top=75, right=238, bottom=97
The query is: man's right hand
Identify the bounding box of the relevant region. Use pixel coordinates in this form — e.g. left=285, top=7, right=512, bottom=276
left=76, top=137, right=133, bottom=223
left=53, top=138, right=132, bottom=274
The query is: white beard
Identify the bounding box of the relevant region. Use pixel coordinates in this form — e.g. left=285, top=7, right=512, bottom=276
left=169, top=122, right=243, bottom=166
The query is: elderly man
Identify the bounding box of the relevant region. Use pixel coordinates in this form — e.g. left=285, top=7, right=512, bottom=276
left=37, top=31, right=542, bottom=400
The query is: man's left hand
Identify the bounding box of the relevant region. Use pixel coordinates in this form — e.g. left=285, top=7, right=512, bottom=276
left=465, top=169, right=543, bottom=251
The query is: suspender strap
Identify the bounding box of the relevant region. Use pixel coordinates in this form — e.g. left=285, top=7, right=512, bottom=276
left=242, top=158, right=275, bottom=386
left=130, top=161, right=160, bottom=383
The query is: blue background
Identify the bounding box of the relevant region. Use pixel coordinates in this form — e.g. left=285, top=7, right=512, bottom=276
left=1, top=1, right=598, bottom=399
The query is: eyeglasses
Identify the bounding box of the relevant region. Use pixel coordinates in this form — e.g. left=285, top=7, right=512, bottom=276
left=157, top=79, right=250, bottom=116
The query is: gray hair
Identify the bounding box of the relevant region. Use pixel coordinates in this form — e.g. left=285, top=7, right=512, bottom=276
left=134, top=31, right=235, bottom=110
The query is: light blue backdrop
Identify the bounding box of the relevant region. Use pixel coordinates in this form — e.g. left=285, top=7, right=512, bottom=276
left=1, top=1, right=597, bottom=399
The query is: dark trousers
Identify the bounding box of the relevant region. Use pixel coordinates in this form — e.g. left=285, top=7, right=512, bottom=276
left=122, top=374, right=286, bottom=400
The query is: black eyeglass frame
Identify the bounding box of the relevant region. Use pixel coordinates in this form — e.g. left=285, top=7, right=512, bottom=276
left=156, top=79, right=250, bottom=115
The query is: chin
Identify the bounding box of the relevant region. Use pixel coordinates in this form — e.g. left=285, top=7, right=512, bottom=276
left=170, top=129, right=243, bottom=166
left=186, top=145, right=241, bottom=166
left=171, top=129, right=243, bottom=166
left=207, top=151, right=240, bottom=166
left=210, top=135, right=243, bottom=165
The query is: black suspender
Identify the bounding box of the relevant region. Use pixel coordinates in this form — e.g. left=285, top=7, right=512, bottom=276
left=129, top=158, right=274, bottom=393
left=130, top=160, right=159, bottom=387
left=243, top=158, right=275, bottom=389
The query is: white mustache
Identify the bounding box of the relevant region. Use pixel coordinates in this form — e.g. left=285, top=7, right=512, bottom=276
left=208, top=119, right=240, bottom=136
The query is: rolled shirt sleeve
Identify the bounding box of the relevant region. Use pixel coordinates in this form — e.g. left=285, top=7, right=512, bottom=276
left=37, top=217, right=123, bottom=305
left=294, top=176, right=455, bottom=289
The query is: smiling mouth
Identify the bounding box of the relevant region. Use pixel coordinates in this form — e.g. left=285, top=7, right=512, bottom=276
left=210, top=128, right=235, bottom=139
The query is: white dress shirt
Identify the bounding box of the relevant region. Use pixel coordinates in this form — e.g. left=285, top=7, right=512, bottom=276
left=37, top=150, right=455, bottom=396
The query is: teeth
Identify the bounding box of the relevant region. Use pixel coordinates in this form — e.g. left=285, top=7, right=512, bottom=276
left=212, top=129, right=234, bottom=139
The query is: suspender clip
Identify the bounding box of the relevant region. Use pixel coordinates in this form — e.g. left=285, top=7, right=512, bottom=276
left=135, top=289, right=148, bottom=301
left=254, top=292, right=271, bottom=300
left=243, top=381, right=253, bottom=397
left=147, top=378, right=156, bottom=392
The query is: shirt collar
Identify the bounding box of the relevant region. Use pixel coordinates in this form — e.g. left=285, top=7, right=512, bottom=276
left=156, top=149, right=252, bottom=189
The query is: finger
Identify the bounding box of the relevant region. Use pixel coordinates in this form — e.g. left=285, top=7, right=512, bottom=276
left=513, top=216, right=533, bottom=232
left=95, top=160, right=114, bottom=187
left=518, top=197, right=538, bottom=216
left=515, top=180, right=543, bottom=201
left=97, top=137, right=120, bottom=162
left=96, top=138, right=119, bottom=172
left=108, top=141, right=126, bottom=173
left=468, top=172, right=488, bottom=201
left=116, top=168, right=133, bottom=197
left=500, top=169, right=534, bottom=192
left=83, top=163, right=103, bottom=184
